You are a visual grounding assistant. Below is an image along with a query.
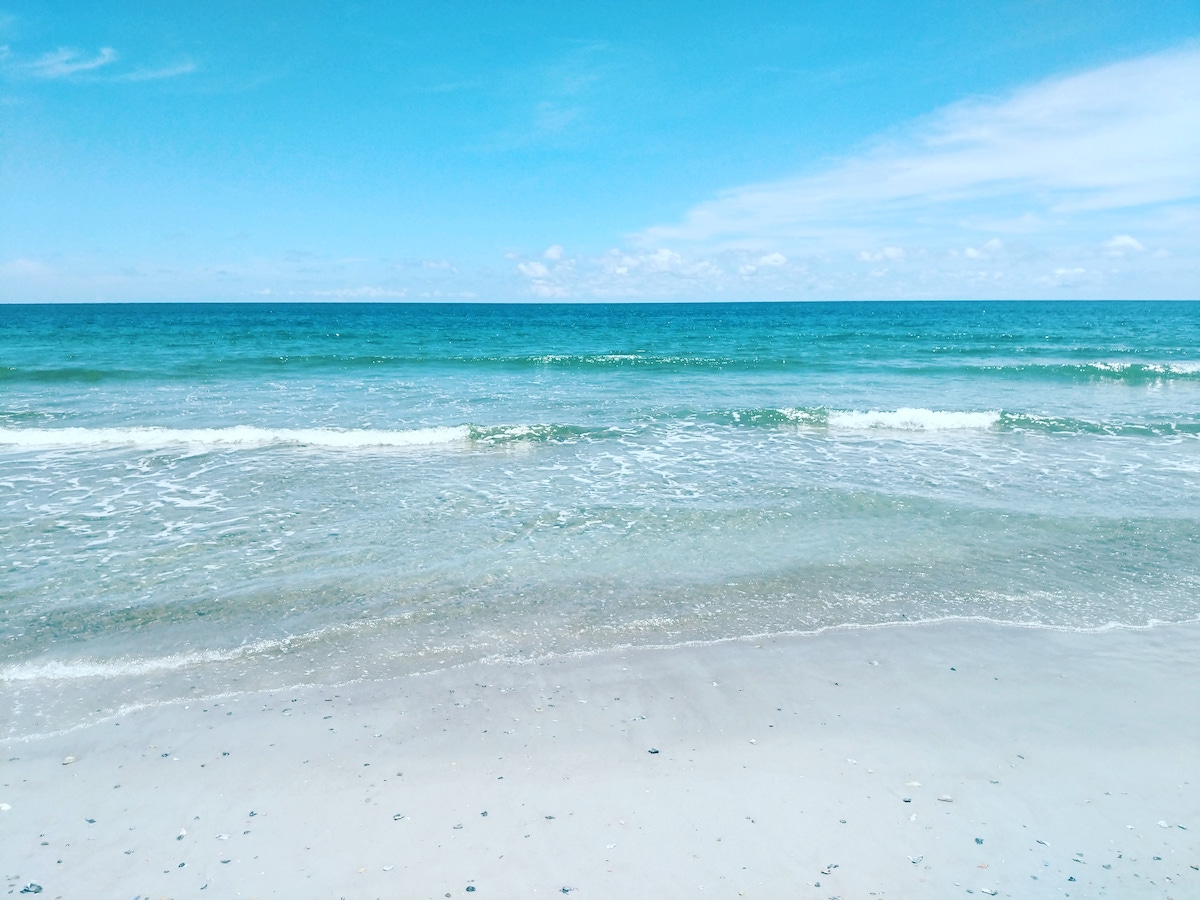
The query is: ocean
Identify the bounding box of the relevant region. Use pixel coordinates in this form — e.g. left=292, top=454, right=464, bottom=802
left=3, top=300, right=1199, bottom=739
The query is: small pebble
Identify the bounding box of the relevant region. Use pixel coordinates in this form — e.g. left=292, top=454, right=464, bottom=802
left=938, top=794, right=953, bottom=802
left=62, top=756, right=77, bottom=766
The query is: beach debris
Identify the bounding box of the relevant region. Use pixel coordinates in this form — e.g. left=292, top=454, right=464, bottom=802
left=20, top=884, right=42, bottom=894
left=906, top=781, right=921, bottom=787
left=908, top=855, right=923, bottom=865
left=982, top=890, right=997, bottom=896
left=481, top=811, right=488, bottom=817
left=383, top=865, right=393, bottom=871
left=648, top=748, right=659, bottom=754
left=62, top=756, right=76, bottom=765
left=749, top=739, right=757, bottom=745
left=1158, top=820, right=1170, bottom=828
left=938, top=794, right=953, bottom=802
left=560, top=889, right=574, bottom=895
left=903, top=798, right=911, bottom=803
left=0, top=803, right=10, bottom=811
left=453, top=824, right=463, bottom=830
left=466, top=887, right=476, bottom=893
left=86, top=818, right=96, bottom=825
left=177, top=828, right=186, bottom=840
left=975, top=837, right=984, bottom=844
left=393, top=814, right=404, bottom=821
left=216, top=833, right=229, bottom=840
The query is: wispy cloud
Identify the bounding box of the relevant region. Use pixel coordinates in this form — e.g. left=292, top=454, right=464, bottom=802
left=4, top=45, right=195, bottom=82
left=642, top=45, right=1200, bottom=250
left=116, top=60, right=197, bottom=82
left=28, top=46, right=118, bottom=78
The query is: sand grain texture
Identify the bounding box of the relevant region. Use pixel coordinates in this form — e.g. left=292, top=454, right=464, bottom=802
left=2, top=621, right=1198, bottom=898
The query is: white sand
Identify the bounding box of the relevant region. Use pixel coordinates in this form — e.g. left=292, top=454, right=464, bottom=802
left=2, top=620, right=1198, bottom=899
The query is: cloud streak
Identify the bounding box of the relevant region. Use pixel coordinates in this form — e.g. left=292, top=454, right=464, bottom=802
left=643, top=45, right=1200, bottom=249
left=116, top=61, right=197, bottom=82
left=28, top=46, right=118, bottom=78
left=5, top=45, right=195, bottom=82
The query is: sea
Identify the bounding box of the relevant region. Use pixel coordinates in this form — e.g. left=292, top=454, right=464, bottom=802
left=3, top=300, right=1199, bottom=739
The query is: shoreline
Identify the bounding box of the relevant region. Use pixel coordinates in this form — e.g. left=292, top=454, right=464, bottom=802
left=3, top=619, right=1198, bottom=898
left=9, top=613, right=1200, bottom=747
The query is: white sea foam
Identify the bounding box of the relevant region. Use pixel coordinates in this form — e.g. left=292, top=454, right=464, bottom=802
left=1, top=649, right=249, bottom=684
left=0, top=425, right=471, bottom=450
left=1086, top=360, right=1200, bottom=375
left=827, top=408, right=1000, bottom=431
left=0, top=623, right=365, bottom=684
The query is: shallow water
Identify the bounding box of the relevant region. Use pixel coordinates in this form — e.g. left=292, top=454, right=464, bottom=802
left=3, top=301, right=1199, bottom=737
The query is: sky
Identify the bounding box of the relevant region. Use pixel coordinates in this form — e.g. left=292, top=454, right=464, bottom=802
left=1, top=1, right=1197, bottom=302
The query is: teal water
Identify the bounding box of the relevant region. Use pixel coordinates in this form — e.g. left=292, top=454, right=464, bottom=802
left=3, top=301, right=1200, bottom=737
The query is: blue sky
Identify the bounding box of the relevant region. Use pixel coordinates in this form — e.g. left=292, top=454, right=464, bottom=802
left=1, top=2, right=1197, bottom=301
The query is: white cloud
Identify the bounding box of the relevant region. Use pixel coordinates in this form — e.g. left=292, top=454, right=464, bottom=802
left=517, top=261, right=549, bottom=278
left=963, top=238, right=1003, bottom=259
left=1103, top=234, right=1146, bottom=256
left=543, top=244, right=565, bottom=260
left=28, top=46, right=118, bottom=78
left=757, top=252, right=787, bottom=266
left=116, top=61, right=196, bottom=82
left=530, top=282, right=570, bottom=298
left=643, top=46, right=1200, bottom=249
left=858, top=247, right=906, bottom=263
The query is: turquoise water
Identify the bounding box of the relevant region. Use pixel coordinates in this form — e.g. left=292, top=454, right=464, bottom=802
left=3, top=301, right=1200, bottom=737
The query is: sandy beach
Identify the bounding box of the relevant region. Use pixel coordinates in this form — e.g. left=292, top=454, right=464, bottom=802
left=2, top=619, right=1197, bottom=899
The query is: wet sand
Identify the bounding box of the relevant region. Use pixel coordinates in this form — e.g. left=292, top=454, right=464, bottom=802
left=2, top=620, right=1198, bottom=898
